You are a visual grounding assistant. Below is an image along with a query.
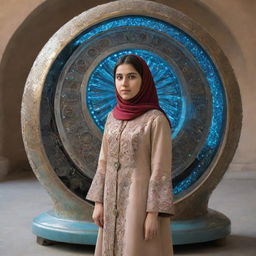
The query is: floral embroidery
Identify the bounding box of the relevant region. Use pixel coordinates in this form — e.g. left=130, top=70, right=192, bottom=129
left=86, top=171, right=105, bottom=203
left=86, top=109, right=174, bottom=256
left=146, top=177, right=174, bottom=214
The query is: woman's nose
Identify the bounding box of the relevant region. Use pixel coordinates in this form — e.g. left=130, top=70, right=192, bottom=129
left=122, top=77, right=129, bottom=86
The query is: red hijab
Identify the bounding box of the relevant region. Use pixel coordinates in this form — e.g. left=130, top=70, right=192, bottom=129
left=112, top=54, right=172, bottom=128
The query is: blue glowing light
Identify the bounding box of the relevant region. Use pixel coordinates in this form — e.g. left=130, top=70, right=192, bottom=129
left=71, top=16, right=226, bottom=195
left=46, top=15, right=226, bottom=196
left=87, top=49, right=184, bottom=139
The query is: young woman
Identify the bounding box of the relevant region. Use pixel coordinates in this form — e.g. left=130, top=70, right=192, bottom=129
left=86, top=54, right=174, bottom=256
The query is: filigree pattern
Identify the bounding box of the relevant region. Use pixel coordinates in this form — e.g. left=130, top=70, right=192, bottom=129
left=86, top=109, right=174, bottom=256
left=87, top=49, right=182, bottom=136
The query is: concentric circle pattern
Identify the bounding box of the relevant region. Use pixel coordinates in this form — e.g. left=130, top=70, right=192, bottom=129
left=40, top=15, right=226, bottom=200
left=87, top=49, right=184, bottom=138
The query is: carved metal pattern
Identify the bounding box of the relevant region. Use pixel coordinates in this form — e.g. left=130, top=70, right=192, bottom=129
left=21, top=1, right=242, bottom=221
left=39, top=15, right=226, bottom=199
left=54, top=27, right=212, bottom=180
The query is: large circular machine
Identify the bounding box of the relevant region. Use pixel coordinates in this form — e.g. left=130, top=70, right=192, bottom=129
left=21, top=0, right=242, bottom=245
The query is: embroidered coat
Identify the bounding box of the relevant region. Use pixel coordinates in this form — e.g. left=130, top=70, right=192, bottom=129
left=86, top=109, right=174, bottom=256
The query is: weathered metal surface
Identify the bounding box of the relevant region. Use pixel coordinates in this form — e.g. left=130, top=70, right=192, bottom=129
left=21, top=0, right=242, bottom=225
left=53, top=27, right=212, bottom=180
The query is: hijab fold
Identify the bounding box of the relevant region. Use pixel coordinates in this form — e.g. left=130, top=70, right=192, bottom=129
left=112, top=55, right=171, bottom=128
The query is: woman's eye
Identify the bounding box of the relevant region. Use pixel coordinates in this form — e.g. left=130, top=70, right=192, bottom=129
left=128, top=75, right=136, bottom=79
left=116, top=76, right=122, bottom=80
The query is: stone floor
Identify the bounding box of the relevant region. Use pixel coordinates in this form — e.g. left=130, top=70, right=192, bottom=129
left=0, top=169, right=255, bottom=256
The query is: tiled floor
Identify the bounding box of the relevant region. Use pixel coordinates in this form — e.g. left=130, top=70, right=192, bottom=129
left=0, top=169, right=255, bottom=256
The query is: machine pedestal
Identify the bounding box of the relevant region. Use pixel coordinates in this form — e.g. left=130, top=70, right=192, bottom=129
left=33, top=208, right=230, bottom=246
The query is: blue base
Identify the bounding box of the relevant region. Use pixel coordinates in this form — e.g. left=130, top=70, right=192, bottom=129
left=172, top=209, right=231, bottom=244
left=32, top=208, right=230, bottom=245
left=32, top=210, right=98, bottom=245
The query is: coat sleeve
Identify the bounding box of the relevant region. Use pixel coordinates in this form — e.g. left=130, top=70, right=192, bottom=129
left=146, top=114, right=174, bottom=217
left=85, top=114, right=109, bottom=204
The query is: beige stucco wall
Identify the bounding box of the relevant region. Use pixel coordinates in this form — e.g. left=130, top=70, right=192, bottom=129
left=0, top=0, right=45, bottom=178
left=198, top=0, right=256, bottom=171
left=0, top=0, right=255, bottom=179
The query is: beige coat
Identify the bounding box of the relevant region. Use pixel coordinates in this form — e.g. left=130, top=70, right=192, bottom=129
left=86, top=109, right=174, bottom=256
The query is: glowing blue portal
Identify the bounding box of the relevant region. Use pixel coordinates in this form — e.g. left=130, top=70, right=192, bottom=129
left=74, top=16, right=226, bottom=195
left=46, top=15, right=226, bottom=196
left=87, top=49, right=184, bottom=139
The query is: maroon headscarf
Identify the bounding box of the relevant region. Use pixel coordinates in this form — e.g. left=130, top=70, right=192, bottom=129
left=112, top=54, right=171, bottom=128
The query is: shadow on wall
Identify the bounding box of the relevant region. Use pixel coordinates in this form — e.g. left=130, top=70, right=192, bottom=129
left=0, top=0, right=108, bottom=173
left=0, top=0, right=244, bottom=174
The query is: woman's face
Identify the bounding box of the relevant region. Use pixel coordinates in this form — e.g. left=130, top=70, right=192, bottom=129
left=115, top=64, right=142, bottom=100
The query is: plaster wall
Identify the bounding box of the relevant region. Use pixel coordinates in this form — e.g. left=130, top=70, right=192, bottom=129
left=0, top=0, right=44, bottom=178
left=0, top=0, right=255, bottom=179
left=198, top=1, right=256, bottom=171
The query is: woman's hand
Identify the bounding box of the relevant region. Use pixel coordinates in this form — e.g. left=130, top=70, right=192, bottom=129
left=144, top=212, right=159, bottom=240
left=92, top=202, right=104, bottom=228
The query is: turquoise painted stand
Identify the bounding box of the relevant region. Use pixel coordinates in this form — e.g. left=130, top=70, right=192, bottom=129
left=172, top=209, right=231, bottom=244
left=32, top=208, right=230, bottom=245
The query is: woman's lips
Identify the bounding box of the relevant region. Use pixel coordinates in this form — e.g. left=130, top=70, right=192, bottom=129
left=121, top=90, right=130, bottom=93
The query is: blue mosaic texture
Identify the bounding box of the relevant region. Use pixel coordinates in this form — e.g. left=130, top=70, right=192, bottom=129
left=46, top=15, right=226, bottom=196
left=87, top=49, right=184, bottom=139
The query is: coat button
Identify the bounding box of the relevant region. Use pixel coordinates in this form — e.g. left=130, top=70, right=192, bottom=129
left=114, top=161, right=120, bottom=170
left=113, top=208, right=119, bottom=217
left=161, top=175, right=167, bottom=181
